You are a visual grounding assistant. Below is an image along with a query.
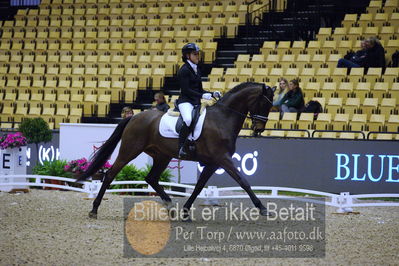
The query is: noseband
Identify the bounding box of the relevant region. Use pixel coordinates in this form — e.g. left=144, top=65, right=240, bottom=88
left=250, top=95, right=273, bottom=123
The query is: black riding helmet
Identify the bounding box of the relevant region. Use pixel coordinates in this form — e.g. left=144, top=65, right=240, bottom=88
left=181, top=43, right=200, bottom=62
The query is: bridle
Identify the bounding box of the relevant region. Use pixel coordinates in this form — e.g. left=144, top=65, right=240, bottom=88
left=215, top=90, right=273, bottom=123
left=250, top=94, right=273, bottom=123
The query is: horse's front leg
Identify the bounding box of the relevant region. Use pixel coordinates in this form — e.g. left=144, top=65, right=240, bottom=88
left=219, top=154, right=269, bottom=216
left=182, top=165, right=218, bottom=221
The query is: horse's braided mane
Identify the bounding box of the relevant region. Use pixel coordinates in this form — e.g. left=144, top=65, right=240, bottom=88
left=225, top=82, right=261, bottom=95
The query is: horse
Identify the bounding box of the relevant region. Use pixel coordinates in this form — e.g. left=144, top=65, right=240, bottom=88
left=76, top=82, right=274, bottom=219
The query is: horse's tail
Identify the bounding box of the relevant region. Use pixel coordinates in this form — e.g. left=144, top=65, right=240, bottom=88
left=75, top=117, right=131, bottom=182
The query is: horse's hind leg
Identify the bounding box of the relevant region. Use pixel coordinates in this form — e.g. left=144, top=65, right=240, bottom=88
left=89, top=143, right=145, bottom=219
left=145, top=155, right=173, bottom=207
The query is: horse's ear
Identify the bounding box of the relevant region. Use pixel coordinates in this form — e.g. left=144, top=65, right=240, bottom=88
left=262, top=84, right=273, bottom=94
left=262, top=84, right=268, bottom=95
left=271, top=86, right=276, bottom=93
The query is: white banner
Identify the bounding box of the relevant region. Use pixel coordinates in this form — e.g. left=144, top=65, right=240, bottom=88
left=59, top=123, right=197, bottom=184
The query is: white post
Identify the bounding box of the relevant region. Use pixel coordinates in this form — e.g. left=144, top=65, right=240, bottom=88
left=84, top=180, right=102, bottom=199
left=342, top=192, right=353, bottom=212
left=203, top=186, right=219, bottom=206
left=336, top=192, right=352, bottom=213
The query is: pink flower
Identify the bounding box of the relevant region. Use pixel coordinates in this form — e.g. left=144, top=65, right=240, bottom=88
left=103, top=161, right=113, bottom=169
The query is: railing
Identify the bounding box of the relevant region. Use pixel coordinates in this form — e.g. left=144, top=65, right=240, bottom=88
left=311, top=129, right=366, bottom=139
left=1, top=175, right=398, bottom=213
left=245, top=0, right=278, bottom=54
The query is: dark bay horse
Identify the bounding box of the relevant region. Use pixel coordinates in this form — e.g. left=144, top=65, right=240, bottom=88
left=77, top=82, right=274, bottom=219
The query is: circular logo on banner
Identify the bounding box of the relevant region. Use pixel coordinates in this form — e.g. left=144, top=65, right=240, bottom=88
left=125, top=200, right=171, bottom=255
left=197, top=151, right=259, bottom=176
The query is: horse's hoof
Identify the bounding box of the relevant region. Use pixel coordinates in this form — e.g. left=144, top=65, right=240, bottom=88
left=259, top=208, right=270, bottom=216
left=163, top=200, right=173, bottom=210
left=89, top=211, right=97, bottom=219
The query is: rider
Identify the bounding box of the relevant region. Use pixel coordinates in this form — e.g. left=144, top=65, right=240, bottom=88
left=177, top=43, right=221, bottom=158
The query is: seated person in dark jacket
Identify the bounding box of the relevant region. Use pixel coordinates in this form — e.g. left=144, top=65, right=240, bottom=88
left=153, top=92, right=170, bottom=112
left=337, top=38, right=385, bottom=68
left=280, top=79, right=305, bottom=114
left=363, top=37, right=385, bottom=68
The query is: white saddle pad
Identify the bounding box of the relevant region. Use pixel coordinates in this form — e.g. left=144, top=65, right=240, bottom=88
left=159, top=109, right=207, bottom=141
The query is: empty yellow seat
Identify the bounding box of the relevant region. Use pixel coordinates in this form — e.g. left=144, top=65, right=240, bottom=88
left=297, top=113, right=314, bottom=130
left=361, top=98, right=379, bottom=116
left=339, top=132, right=357, bottom=139
left=371, top=82, right=389, bottom=98
left=266, top=112, right=280, bottom=129
left=368, top=114, right=386, bottom=132
left=332, top=113, right=349, bottom=131
left=286, top=130, right=305, bottom=138
left=267, top=130, right=286, bottom=138
left=379, top=98, right=397, bottom=116
left=375, top=134, right=394, bottom=140
left=386, top=115, right=399, bottom=132
left=326, top=97, right=343, bottom=114
left=314, top=113, right=332, bottom=130
left=319, top=131, right=337, bottom=139
left=343, top=98, right=360, bottom=117
left=350, top=114, right=368, bottom=131
left=280, top=112, right=297, bottom=129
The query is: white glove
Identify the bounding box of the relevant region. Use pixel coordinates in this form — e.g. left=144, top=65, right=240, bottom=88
left=213, top=91, right=222, bottom=98
left=202, top=93, right=212, bottom=100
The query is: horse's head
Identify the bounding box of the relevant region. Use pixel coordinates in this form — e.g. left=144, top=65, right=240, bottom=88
left=249, top=84, right=275, bottom=134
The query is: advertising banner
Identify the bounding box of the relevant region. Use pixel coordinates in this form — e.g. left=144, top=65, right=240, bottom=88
left=204, top=138, right=399, bottom=194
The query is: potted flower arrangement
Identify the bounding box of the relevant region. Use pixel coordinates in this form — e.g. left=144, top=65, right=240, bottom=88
left=0, top=132, right=28, bottom=150
left=64, top=158, right=90, bottom=175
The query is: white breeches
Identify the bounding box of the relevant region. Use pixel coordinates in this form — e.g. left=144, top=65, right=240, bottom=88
left=178, top=102, right=194, bottom=127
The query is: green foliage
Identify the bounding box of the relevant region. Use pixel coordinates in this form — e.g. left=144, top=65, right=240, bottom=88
left=116, top=164, right=145, bottom=181
left=112, top=164, right=144, bottom=190
left=19, top=118, right=52, bottom=144
left=33, top=160, right=73, bottom=178
left=111, top=164, right=173, bottom=190
left=141, top=164, right=173, bottom=182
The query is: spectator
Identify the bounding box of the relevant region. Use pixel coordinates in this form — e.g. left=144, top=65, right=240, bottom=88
left=337, top=37, right=385, bottom=68
left=273, top=77, right=289, bottom=107
left=280, top=79, right=305, bottom=114
left=337, top=39, right=368, bottom=68
left=153, top=92, right=170, bottom=113
left=363, top=37, right=385, bottom=68
left=121, top=106, right=133, bottom=118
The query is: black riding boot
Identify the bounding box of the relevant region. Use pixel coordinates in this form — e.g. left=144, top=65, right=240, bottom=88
left=178, top=123, right=190, bottom=158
